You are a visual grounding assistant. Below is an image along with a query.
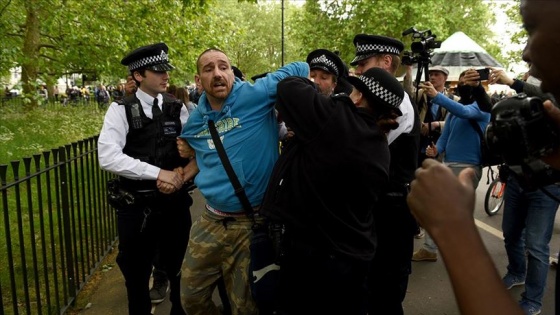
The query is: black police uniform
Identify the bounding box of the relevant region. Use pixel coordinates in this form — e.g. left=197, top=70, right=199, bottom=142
left=351, top=34, right=422, bottom=315
left=107, top=43, right=192, bottom=315
left=262, top=68, right=405, bottom=315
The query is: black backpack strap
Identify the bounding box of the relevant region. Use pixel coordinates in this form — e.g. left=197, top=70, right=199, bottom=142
left=208, top=120, right=257, bottom=221
left=468, top=119, right=484, bottom=140
left=468, top=119, right=496, bottom=183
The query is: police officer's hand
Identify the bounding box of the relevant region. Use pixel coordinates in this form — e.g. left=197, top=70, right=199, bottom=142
left=157, top=169, right=183, bottom=190
left=377, top=110, right=400, bottom=134
left=542, top=100, right=560, bottom=170
left=157, top=181, right=177, bottom=194
left=177, top=138, right=195, bottom=159
left=285, top=127, right=295, bottom=141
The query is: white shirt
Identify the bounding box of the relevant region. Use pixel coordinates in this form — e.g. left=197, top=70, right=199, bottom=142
left=386, top=92, right=415, bottom=144
left=97, top=88, right=190, bottom=180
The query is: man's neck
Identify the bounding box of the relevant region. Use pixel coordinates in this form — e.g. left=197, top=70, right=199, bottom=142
left=206, top=94, right=225, bottom=111
left=137, top=87, right=159, bottom=99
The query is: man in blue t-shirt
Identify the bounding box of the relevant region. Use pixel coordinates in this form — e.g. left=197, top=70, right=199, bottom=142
left=178, top=48, right=309, bottom=315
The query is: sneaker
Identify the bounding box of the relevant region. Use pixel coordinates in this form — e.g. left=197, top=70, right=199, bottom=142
left=150, top=273, right=169, bottom=304
left=411, top=248, right=437, bottom=262
left=502, top=273, right=525, bottom=290
left=414, top=227, right=425, bottom=239
left=520, top=301, right=541, bottom=315
left=550, top=252, right=559, bottom=267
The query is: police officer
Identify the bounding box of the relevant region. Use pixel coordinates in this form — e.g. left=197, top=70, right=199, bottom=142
left=98, top=42, right=193, bottom=315
left=306, top=48, right=349, bottom=96
left=261, top=67, right=404, bottom=315
left=350, top=34, right=421, bottom=315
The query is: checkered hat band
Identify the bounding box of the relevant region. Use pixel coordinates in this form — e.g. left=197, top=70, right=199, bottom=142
left=310, top=54, right=339, bottom=76
left=359, top=75, right=402, bottom=108
left=128, top=51, right=169, bottom=71
left=356, top=43, right=401, bottom=55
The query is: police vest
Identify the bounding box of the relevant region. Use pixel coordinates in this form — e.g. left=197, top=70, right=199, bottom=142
left=117, top=94, right=188, bottom=172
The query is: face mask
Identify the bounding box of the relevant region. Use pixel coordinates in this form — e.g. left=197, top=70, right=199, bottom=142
left=457, top=85, right=473, bottom=100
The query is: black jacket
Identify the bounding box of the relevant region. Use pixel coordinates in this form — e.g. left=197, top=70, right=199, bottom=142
left=261, top=76, right=390, bottom=261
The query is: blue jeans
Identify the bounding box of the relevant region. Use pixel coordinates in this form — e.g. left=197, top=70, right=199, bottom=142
left=424, top=163, right=482, bottom=252
left=502, top=176, right=560, bottom=309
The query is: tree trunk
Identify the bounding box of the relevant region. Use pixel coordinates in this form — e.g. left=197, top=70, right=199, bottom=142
left=21, top=0, right=40, bottom=110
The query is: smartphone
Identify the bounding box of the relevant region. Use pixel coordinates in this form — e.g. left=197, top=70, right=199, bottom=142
left=476, top=68, right=490, bottom=81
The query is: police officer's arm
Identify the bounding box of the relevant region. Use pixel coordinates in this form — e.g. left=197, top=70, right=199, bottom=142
left=157, top=169, right=184, bottom=190
left=157, top=164, right=195, bottom=194
left=386, top=95, right=413, bottom=144
left=157, top=180, right=176, bottom=194
left=407, top=160, right=524, bottom=315
left=99, top=103, right=170, bottom=181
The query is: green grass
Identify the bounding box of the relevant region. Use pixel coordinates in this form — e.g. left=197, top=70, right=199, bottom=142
left=0, top=101, right=105, bottom=166
left=0, top=100, right=114, bottom=314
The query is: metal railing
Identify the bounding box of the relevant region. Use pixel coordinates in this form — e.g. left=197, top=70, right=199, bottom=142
left=0, top=136, right=118, bottom=315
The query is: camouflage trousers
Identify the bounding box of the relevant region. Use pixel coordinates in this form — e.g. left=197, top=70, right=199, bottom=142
left=182, top=207, right=261, bottom=315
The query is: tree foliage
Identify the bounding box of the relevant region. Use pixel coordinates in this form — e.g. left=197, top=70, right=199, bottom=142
left=0, top=0, right=524, bottom=109
left=0, top=0, right=211, bottom=108
left=500, top=0, right=526, bottom=70
left=290, top=0, right=506, bottom=70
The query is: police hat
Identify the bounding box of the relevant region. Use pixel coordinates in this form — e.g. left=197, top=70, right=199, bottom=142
left=351, top=34, right=404, bottom=66
left=306, top=49, right=345, bottom=78
left=347, top=67, right=404, bottom=116
left=121, top=42, right=175, bottom=72
left=232, top=66, right=245, bottom=80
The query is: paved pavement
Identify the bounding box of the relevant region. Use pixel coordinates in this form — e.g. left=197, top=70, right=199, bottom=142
left=78, top=171, right=560, bottom=315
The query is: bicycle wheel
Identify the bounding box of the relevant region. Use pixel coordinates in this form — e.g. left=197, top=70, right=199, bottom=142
left=484, top=178, right=505, bottom=216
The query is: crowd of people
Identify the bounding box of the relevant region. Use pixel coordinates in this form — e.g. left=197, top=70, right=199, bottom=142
left=96, top=1, right=560, bottom=314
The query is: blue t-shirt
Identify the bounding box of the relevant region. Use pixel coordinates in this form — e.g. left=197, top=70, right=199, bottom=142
left=180, top=62, right=309, bottom=212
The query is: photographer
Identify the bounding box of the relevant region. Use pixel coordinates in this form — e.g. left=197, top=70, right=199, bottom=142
left=350, top=33, right=420, bottom=315
left=489, top=65, right=556, bottom=104
left=405, top=65, right=454, bottom=164
left=411, top=70, right=491, bottom=263
left=488, top=64, right=560, bottom=314
left=406, top=1, right=560, bottom=314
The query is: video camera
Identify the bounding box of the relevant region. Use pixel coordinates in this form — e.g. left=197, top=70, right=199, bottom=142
left=485, top=94, right=560, bottom=189
left=401, top=27, right=442, bottom=66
